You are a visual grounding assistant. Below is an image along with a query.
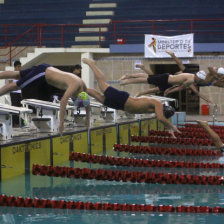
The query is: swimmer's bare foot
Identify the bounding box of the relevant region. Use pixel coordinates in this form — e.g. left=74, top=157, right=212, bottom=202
left=196, top=120, right=208, bottom=128
left=82, top=58, right=95, bottom=65
left=135, top=64, right=144, bottom=69
left=120, top=80, right=127, bottom=85
left=119, top=74, right=129, bottom=80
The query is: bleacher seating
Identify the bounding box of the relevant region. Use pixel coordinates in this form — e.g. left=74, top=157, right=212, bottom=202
left=105, top=0, right=224, bottom=44
left=0, top=0, right=223, bottom=47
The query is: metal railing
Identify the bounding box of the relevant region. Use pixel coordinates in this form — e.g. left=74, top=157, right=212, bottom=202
left=0, top=18, right=223, bottom=65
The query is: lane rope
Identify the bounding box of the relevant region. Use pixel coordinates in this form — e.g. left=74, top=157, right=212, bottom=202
left=113, top=144, right=222, bottom=156
left=131, top=135, right=214, bottom=146
left=70, top=152, right=224, bottom=169
left=1, top=194, right=223, bottom=213
left=32, top=164, right=224, bottom=185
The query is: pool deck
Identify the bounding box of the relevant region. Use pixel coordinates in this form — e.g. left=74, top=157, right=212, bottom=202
left=186, top=114, right=224, bottom=122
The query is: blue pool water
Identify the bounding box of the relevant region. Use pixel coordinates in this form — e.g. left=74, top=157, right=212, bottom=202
left=1, top=145, right=224, bottom=224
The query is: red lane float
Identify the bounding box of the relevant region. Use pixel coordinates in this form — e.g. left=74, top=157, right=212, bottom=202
left=131, top=135, right=214, bottom=146
left=32, top=164, right=224, bottom=185
left=113, top=144, right=222, bottom=157
left=178, top=127, right=224, bottom=134
left=69, top=152, right=224, bottom=169
left=0, top=194, right=224, bottom=213
left=148, top=130, right=224, bottom=139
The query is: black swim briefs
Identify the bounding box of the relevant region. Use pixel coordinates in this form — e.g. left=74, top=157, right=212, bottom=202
left=147, top=73, right=172, bottom=91
left=17, top=63, right=51, bottom=89
left=103, top=86, right=130, bottom=110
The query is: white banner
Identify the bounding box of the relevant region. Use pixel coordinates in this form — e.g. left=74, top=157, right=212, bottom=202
left=144, top=34, right=194, bottom=58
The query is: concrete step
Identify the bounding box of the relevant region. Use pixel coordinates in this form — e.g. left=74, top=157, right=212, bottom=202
left=75, top=36, right=105, bottom=42
left=89, top=3, right=117, bottom=8
left=71, top=45, right=100, bottom=48
left=79, top=27, right=108, bottom=33
left=86, top=11, right=114, bottom=16
left=83, top=18, right=111, bottom=24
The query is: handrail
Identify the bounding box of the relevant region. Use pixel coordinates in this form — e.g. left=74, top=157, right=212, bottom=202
left=0, top=18, right=223, bottom=67
left=112, top=18, right=224, bottom=23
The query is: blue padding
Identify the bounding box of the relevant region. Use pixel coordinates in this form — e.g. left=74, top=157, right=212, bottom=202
left=110, top=43, right=224, bottom=53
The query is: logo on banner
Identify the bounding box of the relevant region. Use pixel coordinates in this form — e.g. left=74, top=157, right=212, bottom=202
left=148, top=37, right=157, bottom=53
left=145, top=34, right=194, bottom=58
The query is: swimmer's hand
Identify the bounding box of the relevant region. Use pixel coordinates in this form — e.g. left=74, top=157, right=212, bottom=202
left=166, top=50, right=175, bottom=57
left=169, top=126, right=181, bottom=139
left=174, top=126, right=181, bottom=134
left=164, top=89, right=170, bottom=96
left=168, top=129, right=176, bottom=139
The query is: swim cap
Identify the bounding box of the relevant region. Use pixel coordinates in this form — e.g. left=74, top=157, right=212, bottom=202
left=196, top=71, right=206, bottom=80
left=218, top=67, right=224, bottom=75
left=73, top=92, right=90, bottom=107
left=163, top=105, right=175, bottom=119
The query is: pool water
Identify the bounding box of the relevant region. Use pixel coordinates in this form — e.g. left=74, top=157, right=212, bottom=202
left=1, top=145, right=224, bottom=224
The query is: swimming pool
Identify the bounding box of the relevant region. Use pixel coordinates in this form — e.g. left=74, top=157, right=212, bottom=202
left=1, top=126, right=224, bottom=224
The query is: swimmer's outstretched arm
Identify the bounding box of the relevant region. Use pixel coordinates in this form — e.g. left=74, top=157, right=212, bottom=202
left=189, top=84, right=211, bottom=104
left=197, top=120, right=223, bottom=149
left=212, top=79, right=224, bottom=87
left=208, top=67, right=220, bottom=79
left=164, top=85, right=183, bottom=96
left=153, top=99, right=181, bottom=137
left=135, top=87, right=160, bottom=97
left=166, top=50, right=185, bottom=72
left=59, top=87, right=78, bottom=135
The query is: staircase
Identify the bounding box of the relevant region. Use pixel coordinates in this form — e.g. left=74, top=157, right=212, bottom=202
left=74, top=2, right=117, bottom=47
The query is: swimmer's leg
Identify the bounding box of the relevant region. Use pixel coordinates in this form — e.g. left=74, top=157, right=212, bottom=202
left=0, top=82, right=20, bottom=96
left=82, top=58, right=109, bottom=93
left=197, top=120, right=223, bottom=149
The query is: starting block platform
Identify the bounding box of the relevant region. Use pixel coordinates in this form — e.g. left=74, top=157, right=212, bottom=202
left=0, top=103, right=32, bottom=140
left=21, top=99, right=74, bottom=133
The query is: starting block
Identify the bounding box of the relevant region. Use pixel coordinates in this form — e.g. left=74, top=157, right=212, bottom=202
left=88, top=100, right=117, bottom=123
left=0, top=103, right=32, bottom=140
left=21, top=99, right=73, bottom=133
left=69, top=100, right=104, bottom=126
left=101, top=106, right=117, bottom=122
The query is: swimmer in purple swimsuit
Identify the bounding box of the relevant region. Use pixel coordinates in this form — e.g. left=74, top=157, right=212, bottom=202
left=82, top=58, right=180, bottom=138
left=0, top=64, right=90, bottom=134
